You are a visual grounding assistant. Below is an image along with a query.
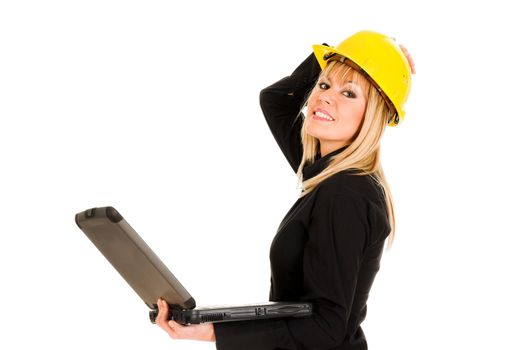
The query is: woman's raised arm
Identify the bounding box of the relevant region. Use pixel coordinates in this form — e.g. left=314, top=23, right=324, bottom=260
left=260, top=52, right=321, bottom=173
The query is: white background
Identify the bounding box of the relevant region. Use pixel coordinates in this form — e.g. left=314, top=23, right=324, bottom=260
left=1, top=0, right=524, bottom=349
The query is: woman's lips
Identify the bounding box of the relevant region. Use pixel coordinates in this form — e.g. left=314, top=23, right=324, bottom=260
left=312, top=109, right=335, bottom=122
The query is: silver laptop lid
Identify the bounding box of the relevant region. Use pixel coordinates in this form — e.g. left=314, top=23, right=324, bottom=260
left=75, top=206, right=196, bottom=310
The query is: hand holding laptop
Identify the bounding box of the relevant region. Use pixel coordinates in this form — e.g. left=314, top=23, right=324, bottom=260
left=155, top=298, right=215, bottom=342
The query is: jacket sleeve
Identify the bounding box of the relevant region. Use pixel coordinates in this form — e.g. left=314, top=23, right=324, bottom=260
left=214, top=190, right=374, bottom=350
left=259, top=52, right=321, bottom=173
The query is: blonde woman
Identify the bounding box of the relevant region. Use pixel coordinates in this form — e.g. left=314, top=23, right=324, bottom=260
left=155, top=30, right=415, bottom=349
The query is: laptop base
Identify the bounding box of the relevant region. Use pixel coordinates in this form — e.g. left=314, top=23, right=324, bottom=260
left=150, top=301, right=312, bottom=325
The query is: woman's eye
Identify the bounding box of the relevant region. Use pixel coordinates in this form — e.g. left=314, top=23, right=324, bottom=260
left=319, top=82, right=329, bottom=89
left=343, top=90, right=356, bottom=98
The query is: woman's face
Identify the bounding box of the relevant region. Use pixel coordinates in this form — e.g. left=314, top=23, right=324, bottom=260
left=306, top=65, right=369, bottom=156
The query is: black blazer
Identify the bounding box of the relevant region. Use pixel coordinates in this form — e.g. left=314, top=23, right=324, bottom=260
left=214, top=53, right=391, bottom=350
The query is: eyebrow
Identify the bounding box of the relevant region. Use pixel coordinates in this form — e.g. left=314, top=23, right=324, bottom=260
left=342, top=79, right=363, bottom=92
left=323, top=76, right=361, bottom=89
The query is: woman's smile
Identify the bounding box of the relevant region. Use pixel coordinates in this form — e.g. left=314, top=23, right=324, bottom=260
left=312, top=108, right=335, bottom=122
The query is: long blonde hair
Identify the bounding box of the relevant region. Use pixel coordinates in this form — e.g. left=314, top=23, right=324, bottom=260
left=296, top=60, right=396, bottom=248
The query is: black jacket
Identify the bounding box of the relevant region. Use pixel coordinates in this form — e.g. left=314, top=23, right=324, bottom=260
left=214, top=53, right=391, bottom=350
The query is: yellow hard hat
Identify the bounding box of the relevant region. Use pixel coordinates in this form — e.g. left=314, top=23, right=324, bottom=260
left=313, top=30, right=412, bottom=126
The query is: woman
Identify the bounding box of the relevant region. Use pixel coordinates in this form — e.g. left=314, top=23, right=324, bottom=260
left=155, top=30, right=415, bottom=349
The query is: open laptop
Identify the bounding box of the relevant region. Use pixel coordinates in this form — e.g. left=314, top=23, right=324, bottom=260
left=74, top=206, right=312, bottom=325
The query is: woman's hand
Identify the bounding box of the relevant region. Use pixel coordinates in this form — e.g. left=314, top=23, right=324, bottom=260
left=155, top=299, right=216, bottom=342
left=399, top=44, right=416, bottom=74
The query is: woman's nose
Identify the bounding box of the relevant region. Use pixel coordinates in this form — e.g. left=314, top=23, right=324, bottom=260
left=318, top=89, right=334, bottom=105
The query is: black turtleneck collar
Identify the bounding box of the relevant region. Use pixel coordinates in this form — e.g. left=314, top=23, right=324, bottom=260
left=302, top=145, right=348, bottom=181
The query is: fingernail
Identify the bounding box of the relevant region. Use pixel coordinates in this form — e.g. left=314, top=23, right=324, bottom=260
left=168, top=320, right=176, bottom=328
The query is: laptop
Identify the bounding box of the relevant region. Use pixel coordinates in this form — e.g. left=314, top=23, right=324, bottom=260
left=74, top=206, right=312, bottom=325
